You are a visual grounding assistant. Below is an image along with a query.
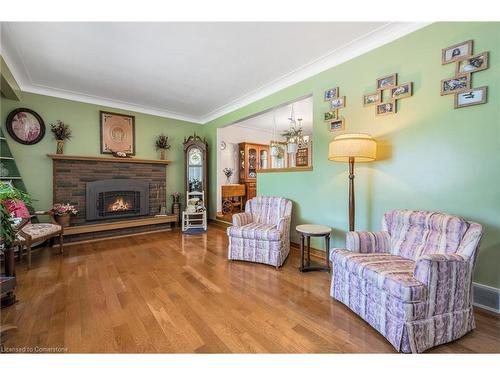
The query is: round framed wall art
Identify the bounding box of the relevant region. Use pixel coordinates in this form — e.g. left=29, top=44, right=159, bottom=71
left=5, top=108, right=46, bottom=145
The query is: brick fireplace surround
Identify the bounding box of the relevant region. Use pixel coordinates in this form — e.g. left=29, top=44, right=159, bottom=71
left=50, top=154, right=172, bottom=242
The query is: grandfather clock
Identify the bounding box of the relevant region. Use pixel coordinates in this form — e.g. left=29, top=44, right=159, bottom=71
left=183, top=133, right=208, bottom=212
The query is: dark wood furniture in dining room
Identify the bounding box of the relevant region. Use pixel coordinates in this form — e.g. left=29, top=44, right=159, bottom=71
left=238, top=142, right=269, bottom=204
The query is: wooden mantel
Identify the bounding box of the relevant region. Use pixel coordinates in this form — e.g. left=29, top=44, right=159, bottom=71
left=47, top=154, right=171, bottom=165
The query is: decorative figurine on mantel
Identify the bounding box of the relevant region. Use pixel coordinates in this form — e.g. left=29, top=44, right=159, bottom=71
left=155, top=134, right=171, bottom=160
left=50, top=120, right=72, bottom=154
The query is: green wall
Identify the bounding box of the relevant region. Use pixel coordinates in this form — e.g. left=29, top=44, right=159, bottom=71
left=201, top=22, right=500, bottom=288
left=1, top=92, right=201, bottom=212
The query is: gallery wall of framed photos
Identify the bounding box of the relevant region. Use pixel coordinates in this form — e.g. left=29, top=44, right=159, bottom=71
left=441, top=40, right=489, bottom=108
left=323, top=87, right=346, bottom=132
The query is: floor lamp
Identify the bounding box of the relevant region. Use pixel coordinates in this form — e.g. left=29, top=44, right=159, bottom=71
left=328, top=134, right=377, bottom=231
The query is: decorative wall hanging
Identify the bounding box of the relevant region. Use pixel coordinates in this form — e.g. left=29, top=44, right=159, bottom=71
left=363, top=73, right=413, bottom=116
left=6, top=108, right=45, bottom=145
left=442, top=40, right=473, bottom=65
left=455, top=86, right=488, bottom=108
left=100, top=111, right=135, bottom=155
left=441, top=40, right=489, bottom=108
left=324, top=87, right=346, bottom=131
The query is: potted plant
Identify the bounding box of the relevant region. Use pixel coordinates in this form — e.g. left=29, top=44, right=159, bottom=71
left=49, top=203, right=78, bottom=227
left=155, top=134, right=171, bottom=160
left=50, top=120, right=72, bottom=154
left=0, top=182, right=32, bottom=247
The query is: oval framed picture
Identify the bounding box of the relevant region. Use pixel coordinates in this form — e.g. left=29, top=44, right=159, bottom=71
left=6, top=108, right=46, bottom=145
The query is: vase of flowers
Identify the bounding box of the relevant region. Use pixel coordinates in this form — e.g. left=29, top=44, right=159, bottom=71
left=50, top=203, right=78, bottom=227
left=223, top=167, right=234, bottom=184
left=155, top=134, right=171, bottom=160
left=50, top=120, right=72, bottom=154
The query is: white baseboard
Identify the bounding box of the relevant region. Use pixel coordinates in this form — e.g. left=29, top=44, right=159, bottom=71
left=472, top=282, right=500, bottom=314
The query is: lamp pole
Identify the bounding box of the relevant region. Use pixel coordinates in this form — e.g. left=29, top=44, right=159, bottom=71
left=348, top=156, right=355, bottom=231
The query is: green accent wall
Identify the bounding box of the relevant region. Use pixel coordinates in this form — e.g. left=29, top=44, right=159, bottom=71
left=201, top=22, right=500, bottom=288
left=1, top=92, right=201, bottom=213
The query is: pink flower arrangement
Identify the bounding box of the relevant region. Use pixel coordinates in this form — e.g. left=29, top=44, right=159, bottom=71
left=50, top=203, right=78, bottom=216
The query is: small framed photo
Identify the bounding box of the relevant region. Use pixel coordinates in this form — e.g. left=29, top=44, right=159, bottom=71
left=323, top=110, right=338, bottom=122
left=328, top=118, right=345, bottom=132
left=100, top=111, right=136, bottom=155
left=376, top=73, right=397, bottom=90
left=442, top=40, right=473, bottom=64
left=376, top=101, right=396, bottom=116
left=391, top=82, right=413, bottom=100
left=456, top=51, right=489, bottom=75
left=454, top=86, right=487, bottom=109
left=330, top=96, right=346, bottom=110
left=440, top=74, right=471, bottom=96
left=324, top=87, right=338, bottom=101
left=363, top=92, right=381, bottom=106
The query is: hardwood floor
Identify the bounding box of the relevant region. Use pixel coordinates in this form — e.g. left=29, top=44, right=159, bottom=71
left=1, top=224, right=499, bottom=353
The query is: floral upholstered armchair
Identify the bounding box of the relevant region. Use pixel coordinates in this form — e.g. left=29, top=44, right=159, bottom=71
left=227, top=196, right=292, bottom=269
left=330, top=210, right=482, bottom=353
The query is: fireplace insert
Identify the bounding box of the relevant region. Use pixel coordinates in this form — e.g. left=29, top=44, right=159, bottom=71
left=86, top=179, right=149, bottom=221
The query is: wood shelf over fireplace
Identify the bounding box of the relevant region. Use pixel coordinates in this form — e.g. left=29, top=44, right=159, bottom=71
left=47, top=154, right=171, bottom=165
left=63, top=215, right=177, bottom=236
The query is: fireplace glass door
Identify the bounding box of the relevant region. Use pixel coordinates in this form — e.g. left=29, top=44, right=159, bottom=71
left=99, top=190, right=140, bottom=217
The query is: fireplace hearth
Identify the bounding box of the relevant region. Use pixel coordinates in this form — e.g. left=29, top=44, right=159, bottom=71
left=86, top=179, right=149, bottom=221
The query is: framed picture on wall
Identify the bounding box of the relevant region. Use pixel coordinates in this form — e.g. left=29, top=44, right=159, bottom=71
left=442, top=40, right=473, bottom=64
left=5, top=108, right=46, bottom=145
left=456, top=52, right=489, bottom=74
left=363, top=92, right=381, bottom=106
left=324, top=87, right=338, bottom=101
left=454, top=86, right=488, bottom=109
left=376, top=73, right=397, bottom=90
left=376, top=101, right=396, bottom=116
left=328, top=118, right=345, bottom=132
left=100, top=111, right=136, bottom=155
left=440, top=74, right=471, bottom=96
left=391, top=82, right=413, bottom=99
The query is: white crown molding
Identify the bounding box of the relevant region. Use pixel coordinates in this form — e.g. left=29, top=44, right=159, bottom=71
left=20, top=83, right=203, bottom=124
left=199, top=22, right=432, bottom=124
left=2, top=22, right=431, bottom=125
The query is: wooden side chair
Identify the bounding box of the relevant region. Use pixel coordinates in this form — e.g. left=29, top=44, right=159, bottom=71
left=12, top=208, right=64, bottom=269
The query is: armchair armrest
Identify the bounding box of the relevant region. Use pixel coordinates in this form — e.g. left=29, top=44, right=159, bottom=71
left=346, top=230, right=391, bottom=253
left=232, top=212, right=253, bottom=227
left=276, top=215, right=291, bottom=234
left=413, top=253, right=473, bottom=313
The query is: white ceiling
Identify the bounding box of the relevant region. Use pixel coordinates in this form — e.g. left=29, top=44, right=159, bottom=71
left=1, top=22, right=427, bottom=123
left=232, top=96, right=313, bottom=135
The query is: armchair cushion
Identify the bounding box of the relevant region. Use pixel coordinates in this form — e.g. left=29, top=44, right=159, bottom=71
left=227, top=222, right=281, bottom=241
left=346, top=230, right=391, bottom=253
left=331, top=249, right=427, bottom=303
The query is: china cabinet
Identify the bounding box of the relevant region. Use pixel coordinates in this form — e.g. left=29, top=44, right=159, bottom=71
left=238, top=142, right=269, bottom=202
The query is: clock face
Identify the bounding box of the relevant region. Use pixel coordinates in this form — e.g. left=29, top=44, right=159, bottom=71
left=189, top=148, right=202, bottom=165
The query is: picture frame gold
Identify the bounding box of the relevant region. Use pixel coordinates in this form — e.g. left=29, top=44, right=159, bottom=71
left=363, top=92, right=381, bottom=106
left=454, top=86, right=488, bottom=109
left=324, top=87, right=339, bottom=101
left=330, top=96, right=346, bottom=110
left=391, top=82, right=413, bottom=100
left=323, top=110, right=338, bottom=122
left=440, top=73, right=471, bottom=96
left=376, top=73, right=397, bottom=90
left=328, top=118, right=345, bottom=132
left=100, top=111, right=136, bottom=155
left=442, top=40, right=473, bottom=65
left=456, top=51, right=489, bottom=75
left=376, top=101, right=397, bottom=116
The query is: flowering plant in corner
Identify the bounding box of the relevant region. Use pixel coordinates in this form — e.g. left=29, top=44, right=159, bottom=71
left=50, top=203, right=78, bottom=216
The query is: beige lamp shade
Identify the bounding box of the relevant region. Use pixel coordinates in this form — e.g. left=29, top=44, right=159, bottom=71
left=328, top=133, right=377, bottom=162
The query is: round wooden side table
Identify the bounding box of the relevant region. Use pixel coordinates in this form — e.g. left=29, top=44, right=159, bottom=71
left=295, top=224, right=331, bottom=272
